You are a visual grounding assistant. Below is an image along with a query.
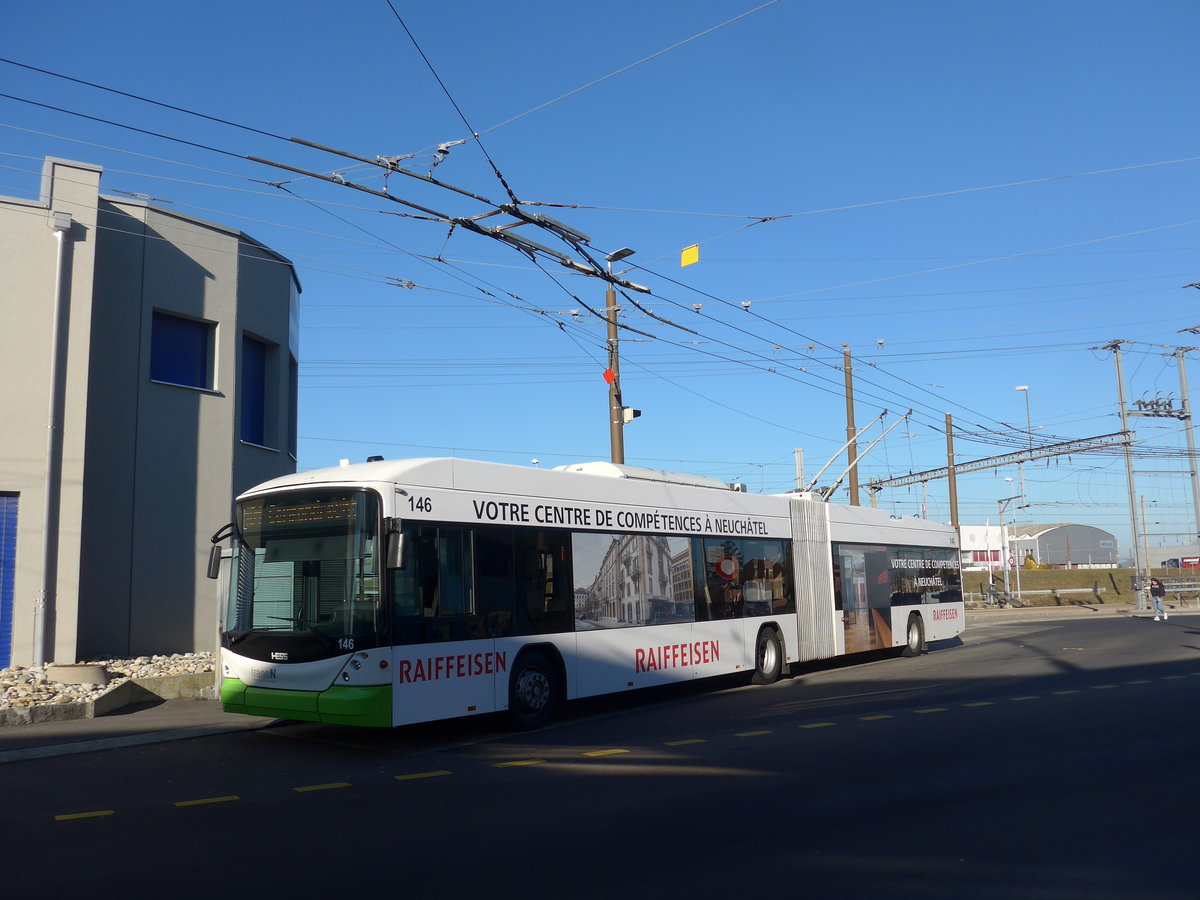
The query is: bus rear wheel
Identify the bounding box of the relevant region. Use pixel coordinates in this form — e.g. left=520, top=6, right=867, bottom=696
left=508, top=650, right=559, bottom=729
left=902, top=614, right=925, bottom=657
left=752, top=628, right=783, bottom=684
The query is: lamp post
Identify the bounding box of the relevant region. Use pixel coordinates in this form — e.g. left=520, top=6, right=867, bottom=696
left=605, top=248, right=635, bottom=464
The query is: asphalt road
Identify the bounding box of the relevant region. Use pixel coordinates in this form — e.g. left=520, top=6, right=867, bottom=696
left=5, top=615, right=1197, bottom=898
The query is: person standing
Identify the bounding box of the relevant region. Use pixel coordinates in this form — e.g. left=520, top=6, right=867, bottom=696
left=1149, top=577, right=1168, bottom=621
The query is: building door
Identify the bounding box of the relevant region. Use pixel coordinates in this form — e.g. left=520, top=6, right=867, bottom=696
left=0, top=493, right=16, bottom=668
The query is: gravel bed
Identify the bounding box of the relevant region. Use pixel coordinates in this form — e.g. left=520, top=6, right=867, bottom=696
left=0, top=653, right=215, bottom=709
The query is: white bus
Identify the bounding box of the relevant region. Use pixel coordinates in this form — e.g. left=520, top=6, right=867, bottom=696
left=211, top=457, right=964, bottom=728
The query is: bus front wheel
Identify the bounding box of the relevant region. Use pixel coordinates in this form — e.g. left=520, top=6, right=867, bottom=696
left=902, top=614, right=925, bottom=657
left=508, top=651, right=559, bottom=729
left=752, top=628, right=783, bottom=685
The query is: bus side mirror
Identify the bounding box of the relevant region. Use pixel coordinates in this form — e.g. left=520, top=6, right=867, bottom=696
left=206, top=544, right=223, bottom=580
left=387, top=530, right=406, bottom=570
left=206, top=522, right=236, bottom=580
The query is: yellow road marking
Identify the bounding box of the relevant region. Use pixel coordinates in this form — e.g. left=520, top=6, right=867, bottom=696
left=963, top=702, right=994, bottom=708
left=664, top=739, right=706, bottom=747
left=1053, top=690, right=1080, bottom=695
left=1127, top=680, right=1151, bottom=685
left=860, top=714, right=894, bottom=720
left=583, top=749, right=630, bottom=757
left=1162, top=675, right=1186, bottom=680
left=915, top=707, right=948, bottom=714
left=734, top=730, right=773, bottom=738
left=1009, top=696, right=1039, bottom=702
left=394, top=770, right=452, bottom=781
left=174, top=796, right=239, bottom=807
left=494, top=759, right=546, bottom=768
left=293, top=782, right=351, bottom=793
left=1093, top=685, right=1117, bottom=690
left=800, top=722, right=836, bottom=729
left=55, top=809, right=114, bottom=821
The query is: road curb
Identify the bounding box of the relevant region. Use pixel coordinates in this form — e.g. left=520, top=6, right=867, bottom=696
left=0, top=719, right=268, bottom=764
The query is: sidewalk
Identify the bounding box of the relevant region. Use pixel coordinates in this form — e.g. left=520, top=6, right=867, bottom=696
left=966, top=598, right=1199, bottom=624
left=3, top=601, right=1195, bottom=763
left=0, top=698, right=272, bottom=764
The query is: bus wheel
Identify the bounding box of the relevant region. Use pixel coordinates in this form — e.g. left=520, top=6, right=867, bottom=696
left=508, top=651, right=559, bottom=729
left=752, top=628, right=783, bottom=685
left=902, top=614, right=925, bottom=657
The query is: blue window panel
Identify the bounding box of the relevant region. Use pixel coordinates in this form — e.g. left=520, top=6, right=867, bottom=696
left=287, top=356, right=298, bottom=457
left=0, top=494, right=17, bottom=669
left=151, top=311, right=211, bottom=388
left=240, top=335, right=267, bottom=445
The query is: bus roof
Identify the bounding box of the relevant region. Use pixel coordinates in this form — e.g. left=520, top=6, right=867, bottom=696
left=238, top=457, right=956, bottom=547
left=245, top=457, right=742, bottom=496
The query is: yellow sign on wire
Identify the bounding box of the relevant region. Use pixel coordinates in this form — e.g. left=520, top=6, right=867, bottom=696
left=681, top=244, right=699, bottom=267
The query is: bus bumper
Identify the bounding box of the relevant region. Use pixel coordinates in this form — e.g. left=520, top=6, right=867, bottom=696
left=221, top=678, right=392, bottom=727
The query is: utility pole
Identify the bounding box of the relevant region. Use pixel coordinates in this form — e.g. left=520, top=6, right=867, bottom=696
left=1172, top=343, right=1200, bottom=546
left=843, top=345, right=860, bottom=506
left=1100, top=340, right=1144, bottom=606
left=605, top=248, right=635, bottom=464
left=945, top=414, right=960, bottom=537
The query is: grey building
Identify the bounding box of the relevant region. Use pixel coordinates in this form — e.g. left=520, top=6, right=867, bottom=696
left=0, top=157, right=299, bottom=668
left=1012, top=524, right=1118, bottom=568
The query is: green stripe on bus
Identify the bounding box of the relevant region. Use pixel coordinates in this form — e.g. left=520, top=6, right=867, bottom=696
left=221, top=678, right=392, bottom=727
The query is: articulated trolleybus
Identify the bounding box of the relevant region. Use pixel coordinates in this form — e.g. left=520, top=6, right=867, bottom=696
left=212, top=457, right=963, bottom=728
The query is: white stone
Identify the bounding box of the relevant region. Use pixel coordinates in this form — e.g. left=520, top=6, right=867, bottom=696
left=0, top=652, right=215, bottom=711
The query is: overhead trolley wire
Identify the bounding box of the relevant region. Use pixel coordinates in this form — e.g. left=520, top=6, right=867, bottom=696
left=383, top=1, right=520, bottom=205
left=10, top=56, right=1184, bottom=460
left=402, top=0, right=784, bottom=154
left=0, top=56, right=294, bottom=143
left=0, top=91, right=249, bottom=162
left=525, top=154, right=1200, bottom=243
left=600, top=261, right=971, bottom=435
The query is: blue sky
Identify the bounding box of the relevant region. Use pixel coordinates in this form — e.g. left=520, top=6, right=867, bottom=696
left=4, top=1, right=1200, bottom=557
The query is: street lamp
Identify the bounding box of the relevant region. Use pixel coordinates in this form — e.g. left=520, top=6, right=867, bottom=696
left=605, top=248, right=635, bottom=464
left=1014, top=386, right=1032, bottom=448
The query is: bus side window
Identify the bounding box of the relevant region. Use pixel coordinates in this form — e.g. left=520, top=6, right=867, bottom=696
left=392, top=529, right=426, bottom=620
left=392, top=527, right=477, bottom=644
left=514, top=529, right=572, bottom=634
left=474, top=527, right=515, bottom=637
left=435, top=528, right=474, bottom=617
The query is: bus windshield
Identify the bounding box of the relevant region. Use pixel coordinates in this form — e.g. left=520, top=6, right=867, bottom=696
left=227, top=488, right=384, bottom=657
